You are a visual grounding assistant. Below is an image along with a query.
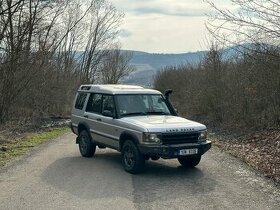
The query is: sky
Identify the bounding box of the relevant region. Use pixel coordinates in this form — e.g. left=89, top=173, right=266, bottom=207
left=110, top=0, right=232, bottom=53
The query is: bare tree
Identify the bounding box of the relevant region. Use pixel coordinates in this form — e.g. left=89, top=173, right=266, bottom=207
left=154, top=41, right=280, bottom=129
left=0, top=0, right=45, bottom=122
left=0, top=0, right=71, bottom=106
left=0, top=0, right=125, bottom=123
left=205, top=0, right=280, bottom=127
left=80, top=0, right=124, bottom=83
left=206, top=0, right=280, bottom=51
left=0, top=0, right=24, bottom=16
left=100, top=46, right=134, bottom=84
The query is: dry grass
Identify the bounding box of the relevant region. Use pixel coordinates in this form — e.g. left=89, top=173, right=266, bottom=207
left=0, top=127, right=68, bottom=166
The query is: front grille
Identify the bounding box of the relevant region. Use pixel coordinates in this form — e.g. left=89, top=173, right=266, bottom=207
left=162, top=132, right=199, bottom=145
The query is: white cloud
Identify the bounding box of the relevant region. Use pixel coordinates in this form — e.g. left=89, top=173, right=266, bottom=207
left=110, top=0, right=232, bottom=52
left=111, top=0, right=211, bottom=17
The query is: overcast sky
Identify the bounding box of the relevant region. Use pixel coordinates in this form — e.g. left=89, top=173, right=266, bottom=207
left=110, top=0, right=231, bottom=53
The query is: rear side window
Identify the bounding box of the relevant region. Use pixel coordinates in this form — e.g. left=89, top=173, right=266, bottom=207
left=86, top=93, right=102, bottom=113
left=75, top=93, right=87, bottom=110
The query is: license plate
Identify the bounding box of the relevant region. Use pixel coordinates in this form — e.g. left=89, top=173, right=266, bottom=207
left=179, top=148, right=198, bottom=155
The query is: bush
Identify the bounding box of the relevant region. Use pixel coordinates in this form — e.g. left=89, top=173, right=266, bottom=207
left=154, top=45, right=280, bottom=130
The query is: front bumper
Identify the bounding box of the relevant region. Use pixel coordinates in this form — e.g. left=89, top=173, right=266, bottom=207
left=138, top=140, right=211, bottom=158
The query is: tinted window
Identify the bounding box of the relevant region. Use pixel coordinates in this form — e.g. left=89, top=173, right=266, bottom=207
left=75, top=93, right=87, bottom=110
left=86, top=93, right=102, bottom=113
left=102, top=95, right=115, bottom=115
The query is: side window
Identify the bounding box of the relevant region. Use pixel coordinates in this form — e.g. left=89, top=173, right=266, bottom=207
left=102, top=95, right=115, bottom=114
left=86, top=93, right=102, bottom=113
left=75, top=93, right=87, bottom=110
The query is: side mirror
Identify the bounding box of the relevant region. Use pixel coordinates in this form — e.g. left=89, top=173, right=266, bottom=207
left=103, top=110, right=114, bottom=118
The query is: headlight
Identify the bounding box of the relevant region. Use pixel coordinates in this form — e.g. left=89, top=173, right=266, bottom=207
left=143, top=133, right=162, bottom=144
left=199, top=130, right=207, bottom=141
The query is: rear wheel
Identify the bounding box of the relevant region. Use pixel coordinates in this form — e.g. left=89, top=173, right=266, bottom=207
left=78, top=130, right=96, bottom=157
left=121, top=140, right=145, bottom=174
left=178, top=156, right=201, bottom=168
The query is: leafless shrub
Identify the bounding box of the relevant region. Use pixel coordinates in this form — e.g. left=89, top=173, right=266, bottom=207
left=154, top=45, right=280, bottom=130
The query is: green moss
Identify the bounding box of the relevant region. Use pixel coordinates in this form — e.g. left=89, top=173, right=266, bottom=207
left=0, top=127, right=69, bottom=166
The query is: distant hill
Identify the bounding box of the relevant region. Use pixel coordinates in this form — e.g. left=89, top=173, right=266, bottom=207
left=122, top=44, right=260, bottom=86
left=129, top=50, right=206, bottom=69
left=122, top=50, right=207, bottom=86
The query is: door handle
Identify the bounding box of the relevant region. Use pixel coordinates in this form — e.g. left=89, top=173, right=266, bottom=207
left=84, top=115, right=88, bottom=118
left=96, top=118, right=102, bottom=121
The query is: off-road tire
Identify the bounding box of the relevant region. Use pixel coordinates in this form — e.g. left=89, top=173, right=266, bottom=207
left=121, top=140, right=145, bottom=174
left=78, top=130, right=96, bottom=157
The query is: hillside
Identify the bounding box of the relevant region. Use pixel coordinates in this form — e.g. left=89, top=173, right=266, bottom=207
left=122, top=50, right=207, bottom=86
left=122, top=44, right=260, bottom=86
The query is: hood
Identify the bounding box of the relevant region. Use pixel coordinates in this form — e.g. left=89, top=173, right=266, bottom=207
left=120, top=115, right=206, bottom=133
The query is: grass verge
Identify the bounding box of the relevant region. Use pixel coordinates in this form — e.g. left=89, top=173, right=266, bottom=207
left=0, top=127, right=69, bottom=166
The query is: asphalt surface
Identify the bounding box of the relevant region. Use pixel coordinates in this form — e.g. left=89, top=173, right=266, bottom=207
left=0, top=132, right=279, bottom=210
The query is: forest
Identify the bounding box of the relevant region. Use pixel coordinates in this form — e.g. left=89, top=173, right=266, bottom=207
left=1, top=0, right=279, bottom=133
left=0, top=0, right=132, bottom=125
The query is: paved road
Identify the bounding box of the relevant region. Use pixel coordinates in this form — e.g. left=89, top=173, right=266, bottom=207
left=0, top=133, right=279, bottom=210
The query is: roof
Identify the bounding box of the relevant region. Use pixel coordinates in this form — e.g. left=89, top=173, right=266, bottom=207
left=78, top=84, right=162, bottom=95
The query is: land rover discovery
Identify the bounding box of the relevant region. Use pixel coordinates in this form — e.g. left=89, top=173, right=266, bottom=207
left=70, top=84, right=211, bottom=173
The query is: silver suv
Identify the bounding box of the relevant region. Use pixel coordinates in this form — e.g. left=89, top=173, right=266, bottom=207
left=70, top=84, right=211, bottom=173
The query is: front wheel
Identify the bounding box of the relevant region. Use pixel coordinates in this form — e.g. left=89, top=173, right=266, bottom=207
left=178, top=156, right=201, bottom=168
left=121, top=140, right=145, bottom=174
left=78, top=130, right=96, bottom=157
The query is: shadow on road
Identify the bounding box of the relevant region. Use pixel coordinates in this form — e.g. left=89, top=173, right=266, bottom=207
left=132, top=159, right=217, bottom=205
left=41, top=150, right=217, bottom=201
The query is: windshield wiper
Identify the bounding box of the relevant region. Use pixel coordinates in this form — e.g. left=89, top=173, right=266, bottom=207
left=121, top=112, right=147, bottom=117
left=146, top=111, right=169, bottom=115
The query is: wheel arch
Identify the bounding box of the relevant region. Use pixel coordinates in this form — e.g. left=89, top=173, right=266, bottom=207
left=77, top=122, right=90, bottom=134
left=119, top=131, right=140, bottom=151
left=76, top=122, right=91, bottom=143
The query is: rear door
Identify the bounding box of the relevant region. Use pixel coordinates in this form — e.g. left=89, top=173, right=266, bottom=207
left=84, top=93, right=104, bottom=143
left=71, top=92, right=89, bottom=133
left=84, top=93, right=118, bottom=148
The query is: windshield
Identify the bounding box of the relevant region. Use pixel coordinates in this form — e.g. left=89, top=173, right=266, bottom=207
left=116, top=94, right=171, bottom=117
